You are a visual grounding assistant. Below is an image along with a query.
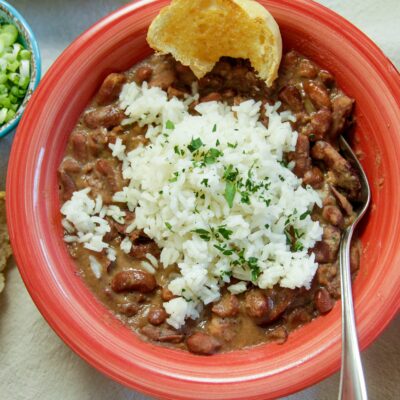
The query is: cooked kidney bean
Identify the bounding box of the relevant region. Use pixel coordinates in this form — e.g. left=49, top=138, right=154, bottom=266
left=292, top=134, right=312, bottom=178
left=286, top=307, right=313, bottom=329
left=149, top=59, right=175, bottom=90
left=141, top=325, right=184, bottom=343
left=303, top=81, right=331, bottom=109
left=330, top=95, right=354, bottom=140
left=322, top=205, right=344, bottom=228
left=318, top=70, right=335, bottom=87
left=265, top=288, right=294, bottom=323
left=148, top=306, right=168, bottom=326
left=211, top=293, right=239, bottom=318
left=87, top=129, right=107, bottom=157
left=305, top=109, right=332, bottom=141
left=330, top=185, right=354, bottom=216
left=186, top=332, right=221, bottom=355
left=117, top=302, right=140, bottom=317
left=175, top=62, right=196, bottom=86
left=71, top=131, right=88, bottom=161
left=298, top=59, right=317, bottom=78
left=60, top=158, right=81, bottom=174
left=84, top=105, right=125, bottom=129
left=303, top=166, right=324, bottom=189
left=245, top=289, right=269, bottom=319
left=316, top=263, right=338, bottom=287
left=97, top=73, right=126, bottom=105
left=311, top=141, right=361, bottom=199
left=161, top=287, right=175, bottom=301
left=95, top=159, right=122, bottom=193
left=134, top=66, right=153, bottom=84
left=111, top=269, right=156, bottom=293
left=279, top=85, right=303, bottom=112
left=129, top=229, right=160, bottom=258
left=200, top=92, right=222, bottom=103
left=313, top=225, right=341, bottom=263
left=167, top=86, right=186, bottom=99
left=59, top=171, right=77, bottom=201
left=207, top=317, right=238, bottom=342
left=266, top=326, right=288, bottom=344
left=314, top=288, right=335, bottom=314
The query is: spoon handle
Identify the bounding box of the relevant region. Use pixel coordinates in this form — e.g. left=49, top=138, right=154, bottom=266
left=338, top=227, right=368, bottom=400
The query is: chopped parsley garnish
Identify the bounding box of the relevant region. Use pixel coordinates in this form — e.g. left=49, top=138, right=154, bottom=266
left=223, top=164, right=239, bottom=182
left=192, top=228, right=211, bottom=241
left=204, top=148, right=222, bottom=165
left=217, top=226, right=233, bottom=240
left=165, top=120, right=175, bottom=130
left=214, top=244, right=234, bottom=256
left=300, top=210, right=310, bottom=220
left=227, top=142, right=238, bottom=149
left=173, top=145, right=185, bottom=156
left=224, top=181, right=236, bottom=208
left=212, top=124, right=217, bottom=132
left=165, top=222, right=173, bottom=231
left=248, top=257, right=261, bottom=281
left=188, top=137, right=203, bottom=153
left=216, top=139, right=220, bottom=146
left=169, top=171, right=179, bottom=182
left=200, top=178, right=209, bottom=187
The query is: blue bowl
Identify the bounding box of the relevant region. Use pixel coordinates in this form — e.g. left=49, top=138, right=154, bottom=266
left=0, top=0, right=41, bottom=138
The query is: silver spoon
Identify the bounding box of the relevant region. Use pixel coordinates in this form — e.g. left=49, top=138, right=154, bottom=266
left=337, top=136, right=371, bottom=400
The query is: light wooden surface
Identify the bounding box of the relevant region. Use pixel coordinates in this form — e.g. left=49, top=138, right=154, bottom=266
left=0, top=1, right=399, bottom=399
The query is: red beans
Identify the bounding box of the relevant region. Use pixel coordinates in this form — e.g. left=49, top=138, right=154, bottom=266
left=117, top=302, right=139, bottom=317
left=84, top=105, right=125, bottom=129
left=161, top=287, right=175, bottom=301
left=141, top=325, right=184, bottom=343
left=314, top=288, right=335, bottom=314
left=134, top=66, right=153, bottom=84
left=167, top=86, right=186, bottom=99
left=245, top=289, right=269, bottom=319
left=97, top=73, right=126, bottom=105
left=71, top=131, right=88, bottom=161
left=208, top=317, right=238, bottom=342
left=111, top=269, right=156, bottom=293
left=149, top=61, right=175, bottom=90
left=147, top=306, right=168, bottom=326
left=199, top=92, right=222, bottom=103
left=308, top=109, right=332, bottom=140
left=279, top=85, right=303, bottom=112
left=186, top=332, right=221, bottom=355
left=303, top=81, right=331, bottom=109
left=58, top=171, right=77, bottom=201
left=303, top=166, right=324, bottom=189
left=60, top=158, right=80, bottom=174
left=322, top=205, right=344, bottom=228
left=298, top=59, right=318, bottom=78
left=312, top=225, right=341, bottom=263
left=211, top=293, right=239, bottom=318
left=266, top=326, right=288, bottom=344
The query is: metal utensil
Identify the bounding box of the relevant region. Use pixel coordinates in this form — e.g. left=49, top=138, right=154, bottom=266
left=338, top=136, right=371, bottom=400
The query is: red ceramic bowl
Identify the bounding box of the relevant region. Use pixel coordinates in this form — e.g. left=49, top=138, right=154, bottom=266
left=6, top=1, right=400, bottom=399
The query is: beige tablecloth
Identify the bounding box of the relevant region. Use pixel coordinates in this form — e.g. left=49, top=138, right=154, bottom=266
left=0, top=1, right=399, bottom=399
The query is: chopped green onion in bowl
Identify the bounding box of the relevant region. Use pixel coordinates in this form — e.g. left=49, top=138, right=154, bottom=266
left=0, top=23, right=31, bottom=125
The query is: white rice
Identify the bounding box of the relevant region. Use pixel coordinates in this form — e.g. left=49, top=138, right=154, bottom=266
left=61, top=80, right=324, bottom=329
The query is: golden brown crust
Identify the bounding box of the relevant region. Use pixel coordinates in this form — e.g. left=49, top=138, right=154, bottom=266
left=147, top=0, right=282, bottom=86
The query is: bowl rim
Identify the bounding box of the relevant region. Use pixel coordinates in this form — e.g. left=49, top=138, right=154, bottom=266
left=0, top=0, right=41, bottom=138
left=6, top=0, right=400, bottom=399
